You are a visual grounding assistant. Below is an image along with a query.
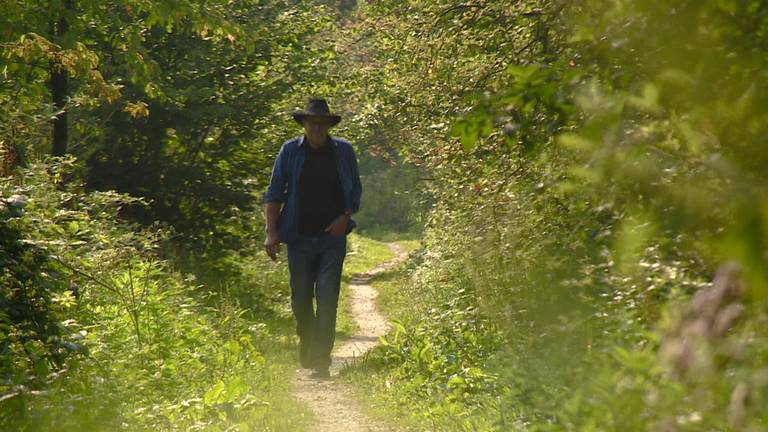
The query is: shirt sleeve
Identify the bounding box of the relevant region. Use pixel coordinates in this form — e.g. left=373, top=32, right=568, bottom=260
left=349, top=145, right=362, bottom=213
left=263, top=144, right=288, bottom=203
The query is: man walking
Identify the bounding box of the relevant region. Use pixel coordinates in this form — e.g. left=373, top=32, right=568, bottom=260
left=263, top=98, right=362, bottom=378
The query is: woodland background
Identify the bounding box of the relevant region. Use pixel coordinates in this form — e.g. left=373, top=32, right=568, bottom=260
left=2, top=0, right=767, bottom=431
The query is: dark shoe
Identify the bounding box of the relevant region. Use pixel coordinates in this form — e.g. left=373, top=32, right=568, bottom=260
left=309, top=367, right=330, bottom=379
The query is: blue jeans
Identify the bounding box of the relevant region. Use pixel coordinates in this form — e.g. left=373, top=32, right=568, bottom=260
left=286, top=233, right=347, bottom=369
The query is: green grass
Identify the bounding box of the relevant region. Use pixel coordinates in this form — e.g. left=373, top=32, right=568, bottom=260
left=336, top=237, right=435, bottom=431
left=358, top=238, right=421, bottom=321
left=356, top=227, right=423, bottom=243
left=340, top=263, right=426, bottom=430
left=251, top=336, right=314, bottom=430
left=340, top=238, right=502, bottom=432
left=180, top=236, right=401, bottom=431
left=335, top=233, right=396, bottom=339
left=392, top=239, right=421, bottom=256
left=344, top=232, right=397, bottom=276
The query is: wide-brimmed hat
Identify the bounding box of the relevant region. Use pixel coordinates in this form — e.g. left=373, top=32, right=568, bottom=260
left=292, top=98, right=341, bottom=126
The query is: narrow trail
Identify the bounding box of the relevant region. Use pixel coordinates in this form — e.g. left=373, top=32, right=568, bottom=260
left=292, top=242, right=409, bottom=432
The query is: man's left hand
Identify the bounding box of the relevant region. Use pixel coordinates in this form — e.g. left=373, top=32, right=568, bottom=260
left=324, top=213, right=349, bottom=236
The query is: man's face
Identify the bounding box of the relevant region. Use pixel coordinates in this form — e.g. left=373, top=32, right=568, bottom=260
left=302, top=116, right=332, bottom=143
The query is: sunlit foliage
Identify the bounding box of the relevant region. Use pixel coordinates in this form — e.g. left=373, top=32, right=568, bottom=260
left=342, top=0, right=768, bottom=430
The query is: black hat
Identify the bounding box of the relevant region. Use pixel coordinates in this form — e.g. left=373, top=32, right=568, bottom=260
left=292, top=97, right=341, bottom=126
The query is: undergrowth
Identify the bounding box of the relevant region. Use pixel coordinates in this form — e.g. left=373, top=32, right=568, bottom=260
left=348, top=205, right=768, bottom=431
left=0, top=158, right=308, bottom=431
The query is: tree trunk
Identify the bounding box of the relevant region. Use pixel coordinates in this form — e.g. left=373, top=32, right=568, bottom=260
left=50, top=0, right=74, bottom=157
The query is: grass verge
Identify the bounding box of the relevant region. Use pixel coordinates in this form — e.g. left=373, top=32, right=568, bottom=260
left=335, top=233, right=397, bottom=339
left=341, top=238, right=503, bottom=432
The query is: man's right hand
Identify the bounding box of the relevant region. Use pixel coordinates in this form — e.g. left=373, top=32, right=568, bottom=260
left=264, top=231, right=281, bottom=261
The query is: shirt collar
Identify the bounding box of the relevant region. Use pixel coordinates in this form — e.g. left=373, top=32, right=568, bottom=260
left=298, top=135, right=337, bottom=148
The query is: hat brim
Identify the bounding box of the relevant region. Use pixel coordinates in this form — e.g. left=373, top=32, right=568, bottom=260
left=293, top=113, right=341, bottom=127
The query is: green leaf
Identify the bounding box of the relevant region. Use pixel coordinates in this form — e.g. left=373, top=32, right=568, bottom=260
left=558, top=133, right=594, bottom=151
left=204, top=380, right=226, bottom=405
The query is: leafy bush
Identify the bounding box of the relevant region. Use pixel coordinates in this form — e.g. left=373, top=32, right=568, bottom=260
left=0, top=158, right=304, bottom=431
left=1, top=197, right=79, bottom=402
left=343, top=0, right=768, bottom=430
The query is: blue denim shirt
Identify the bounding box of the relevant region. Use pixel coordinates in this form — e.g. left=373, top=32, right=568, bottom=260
left=264, top=135, right=362, bottom=244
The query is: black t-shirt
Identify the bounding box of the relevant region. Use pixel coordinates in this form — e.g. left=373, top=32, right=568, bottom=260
left=297, top=141, right=345, bottom=236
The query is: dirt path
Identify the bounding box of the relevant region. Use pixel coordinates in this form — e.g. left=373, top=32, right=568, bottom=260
left=292, top=243, right=408, bottom=432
